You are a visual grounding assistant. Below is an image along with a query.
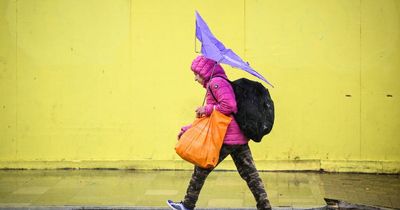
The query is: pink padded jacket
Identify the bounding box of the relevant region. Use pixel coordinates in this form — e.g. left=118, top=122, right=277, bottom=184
left=182, top=55, right=248, bottom=145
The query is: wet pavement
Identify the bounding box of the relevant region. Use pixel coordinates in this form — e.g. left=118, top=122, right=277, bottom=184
left=0, top=170, right=398, bottom=209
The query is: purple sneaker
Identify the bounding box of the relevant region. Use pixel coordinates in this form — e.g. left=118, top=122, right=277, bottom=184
left=166, top=200, right=192, bottom=210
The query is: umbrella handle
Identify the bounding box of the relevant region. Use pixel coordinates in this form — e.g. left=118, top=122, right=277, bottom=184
left=201, top=60, right=222, bottom=106
left=194, top=33, right=200, bottom=53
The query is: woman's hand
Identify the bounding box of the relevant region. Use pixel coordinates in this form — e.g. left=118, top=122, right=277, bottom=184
left=195, top=106, right=207, bottom=118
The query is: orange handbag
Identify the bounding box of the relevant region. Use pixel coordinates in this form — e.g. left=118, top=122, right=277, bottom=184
left=175, top=109, right=232, bottom=169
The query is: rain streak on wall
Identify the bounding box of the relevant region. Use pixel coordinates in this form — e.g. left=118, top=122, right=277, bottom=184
left=0, top=0, right=399, bottom=172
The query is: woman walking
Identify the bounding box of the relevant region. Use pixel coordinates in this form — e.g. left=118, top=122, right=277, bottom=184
left=167, top=55, right=272, bottom=210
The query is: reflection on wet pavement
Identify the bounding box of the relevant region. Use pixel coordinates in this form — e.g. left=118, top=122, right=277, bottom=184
left=0, top=170, right=398, bottom=209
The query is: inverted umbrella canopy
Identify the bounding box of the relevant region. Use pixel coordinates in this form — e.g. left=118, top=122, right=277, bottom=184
left=195, top=11, right=274, bottom=87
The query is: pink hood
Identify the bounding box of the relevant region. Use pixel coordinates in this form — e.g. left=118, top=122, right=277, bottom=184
left=191, top=55, right=228, bottom=87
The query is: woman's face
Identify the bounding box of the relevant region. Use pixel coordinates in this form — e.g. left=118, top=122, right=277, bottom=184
left=194, top=74, right=204, bottom=85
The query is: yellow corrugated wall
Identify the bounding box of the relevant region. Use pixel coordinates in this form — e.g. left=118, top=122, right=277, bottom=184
left=0, top=0, right=399, bottom=173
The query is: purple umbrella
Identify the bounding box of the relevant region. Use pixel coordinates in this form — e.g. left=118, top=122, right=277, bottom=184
left=195, top=11, right=274, bottom=87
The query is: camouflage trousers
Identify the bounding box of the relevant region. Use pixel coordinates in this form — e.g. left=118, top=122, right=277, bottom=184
left=183, top=143, right=271, bottom=210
